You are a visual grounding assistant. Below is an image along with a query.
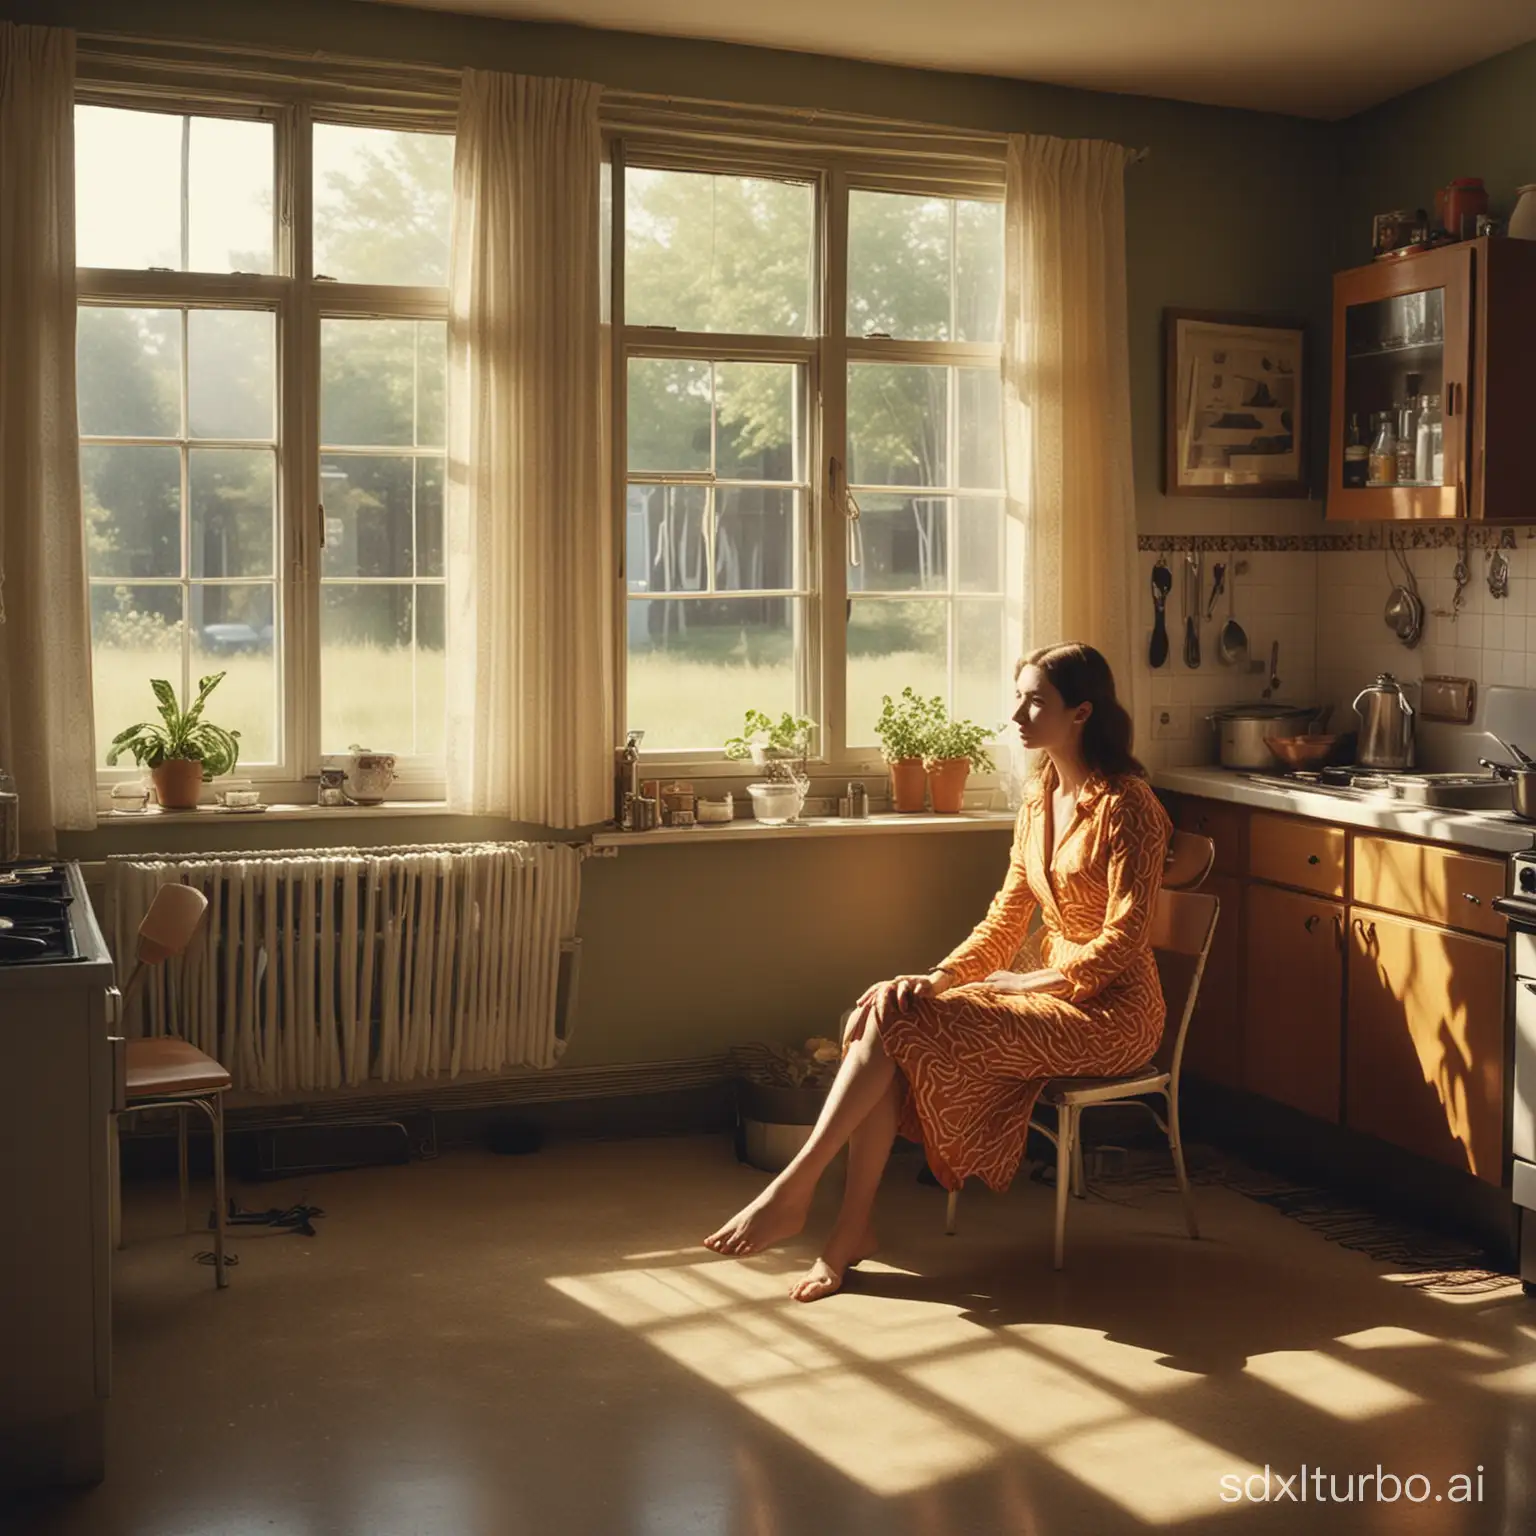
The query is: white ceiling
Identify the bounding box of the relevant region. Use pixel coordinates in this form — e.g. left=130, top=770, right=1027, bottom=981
left=364, top=0, right=1536, bottom=119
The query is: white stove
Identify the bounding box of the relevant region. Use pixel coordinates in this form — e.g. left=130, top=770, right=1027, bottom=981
left=1495, top=851, right=1536, bottom=1297
left=0, top=861, right=118, bottom=1490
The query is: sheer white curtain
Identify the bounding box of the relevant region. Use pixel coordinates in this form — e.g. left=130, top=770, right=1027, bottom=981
left=0, top=23, right=96, bottom=849
left=1003, top=134, right=1139, bottom=707
left=446, top=71, right=612, bottom=827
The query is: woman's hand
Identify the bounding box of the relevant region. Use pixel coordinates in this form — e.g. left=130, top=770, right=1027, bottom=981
left=982, top=967, right=1068, bottom=996
left=844, top=970, right=952, bottom=1044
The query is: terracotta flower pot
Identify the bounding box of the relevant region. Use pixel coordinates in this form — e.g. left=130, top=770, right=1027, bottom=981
left=151, top=758, right=205, bottom=810
left=926, top=757, right=972, bottom=814
left=889, top=757, right=928, bottom=813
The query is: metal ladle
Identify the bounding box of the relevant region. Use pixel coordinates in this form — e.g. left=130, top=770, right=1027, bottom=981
left=1217, top=561, right=1248, bottom=666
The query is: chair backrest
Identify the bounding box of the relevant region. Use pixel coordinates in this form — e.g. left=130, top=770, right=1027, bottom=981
left=1149, top=887, right=1220, bottom=1080
left=121, top=882, right=208, bottom=1014
left=1163, top=830, right=1215, bottom=892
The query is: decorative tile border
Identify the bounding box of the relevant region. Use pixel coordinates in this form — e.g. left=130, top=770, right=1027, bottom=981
left=1138, top=527, right=1528, bottom=553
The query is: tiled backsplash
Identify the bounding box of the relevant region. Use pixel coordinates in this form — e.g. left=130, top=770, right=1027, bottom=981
left=1136, top=528, right=1536, bottom=771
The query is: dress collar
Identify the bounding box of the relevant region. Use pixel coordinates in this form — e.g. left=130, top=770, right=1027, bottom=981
left=1026, top=762, right=1111, bottom=811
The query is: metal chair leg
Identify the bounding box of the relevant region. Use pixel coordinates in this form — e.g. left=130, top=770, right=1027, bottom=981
left=944, top=1189, right=958, bottom=1236
left=1053, top=1105, right=1074, bottom=1270
left=1165, top=1087, right=1198, bottom=1240
left=211, top=1092, right=228, bottom=1288
left=177, top=1105, right=190, bottom=1234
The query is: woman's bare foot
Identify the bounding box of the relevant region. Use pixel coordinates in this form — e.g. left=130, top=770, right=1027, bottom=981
left=788, top=1228, right=879, bottom=1303
left=703, top=1178, right=814, bottom=1257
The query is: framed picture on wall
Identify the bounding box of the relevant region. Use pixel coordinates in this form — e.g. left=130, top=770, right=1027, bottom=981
left=1164, top=309, right=1307, bottom=497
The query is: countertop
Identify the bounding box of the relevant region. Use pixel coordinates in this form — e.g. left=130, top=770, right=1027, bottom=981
left=1153, top=766, right=1536, bottom=855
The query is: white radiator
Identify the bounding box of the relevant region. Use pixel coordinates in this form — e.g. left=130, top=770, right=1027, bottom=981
left=106, top=842, right=583, bottom=1094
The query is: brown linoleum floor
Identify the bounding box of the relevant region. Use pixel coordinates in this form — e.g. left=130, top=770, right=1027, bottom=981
left=10, top=1134, right=1536, bottom=1536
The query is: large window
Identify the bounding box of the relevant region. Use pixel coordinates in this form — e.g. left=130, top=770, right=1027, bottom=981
left=75, top=101, right=453, bottom=785
left=616, top=159, right=1009, bottom=767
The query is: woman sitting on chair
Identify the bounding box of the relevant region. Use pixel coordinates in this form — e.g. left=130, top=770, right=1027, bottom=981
left=704, top=641, right=1173, bottom=1301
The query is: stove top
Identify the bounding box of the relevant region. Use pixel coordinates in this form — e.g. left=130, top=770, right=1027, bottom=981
left=1244, top=768, right=1516, bottom=811
left=0, top=863, right=83, bottom=966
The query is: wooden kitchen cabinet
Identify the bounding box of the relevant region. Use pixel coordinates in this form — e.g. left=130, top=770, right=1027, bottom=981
left=1244, top=882, right=1345, bottom=1122
left=1328, top=237, right=1536, bottom=522
left=1181, top=873, right=1244, bottom=1089
left=1345, top=910, right=1506, bottom=1181
left=1165, top=793, right=1245, bottom=878
left=1249, top=812, right=1346, bottom=899
left=1353, top=834, right=1507, bottom=941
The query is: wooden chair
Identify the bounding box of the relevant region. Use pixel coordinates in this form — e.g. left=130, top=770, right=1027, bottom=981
left=110, top=883, right=232, bottom=1288
left=942, top=830, right=1219, bottom=1271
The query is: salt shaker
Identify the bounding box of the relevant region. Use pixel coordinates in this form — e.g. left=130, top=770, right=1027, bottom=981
left=849, top=781, right=869, bottom=819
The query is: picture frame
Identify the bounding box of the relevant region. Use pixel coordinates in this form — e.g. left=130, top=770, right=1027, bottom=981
left=1164, top=309, right=1307, bottom=498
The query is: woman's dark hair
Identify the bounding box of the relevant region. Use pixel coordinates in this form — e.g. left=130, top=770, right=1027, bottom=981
left=1017, top=642, right=1145, bottom=779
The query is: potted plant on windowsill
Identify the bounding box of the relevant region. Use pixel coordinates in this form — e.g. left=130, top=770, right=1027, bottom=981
left=875, top=687, right=944, bottom=813
left=106, top=673, right=242, bottom=810
left=924, top=715, right=998, bottom=814
left=724, top=709, right=816, bottom=824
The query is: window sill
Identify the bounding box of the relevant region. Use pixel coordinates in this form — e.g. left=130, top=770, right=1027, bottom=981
left=99, top=799, right=452, bottom=825
left=590, top=808, right=1016, bottom=848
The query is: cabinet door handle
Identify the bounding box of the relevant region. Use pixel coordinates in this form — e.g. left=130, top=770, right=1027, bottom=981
left=1304, top=914, right=1320, bottom=933
left=1307, top=854, right=1320, bottom=865
left=1462, top=891, right=1481, bottom=905
left=1333, top=913, right=1345, bottom=949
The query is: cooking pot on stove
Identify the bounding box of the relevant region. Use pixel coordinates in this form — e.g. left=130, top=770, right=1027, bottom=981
left=1208, top=702, right=1322, bottom=770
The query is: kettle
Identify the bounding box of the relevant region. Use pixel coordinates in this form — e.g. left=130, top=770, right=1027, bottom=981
left=1352, top=673, right=1415, bottom=769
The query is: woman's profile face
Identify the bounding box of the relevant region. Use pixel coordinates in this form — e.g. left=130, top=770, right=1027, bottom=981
left=1012, top=663, right=1089, bottom=752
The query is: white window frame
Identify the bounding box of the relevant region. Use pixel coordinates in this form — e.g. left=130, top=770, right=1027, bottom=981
left=77, top=87, right=452, bottom=804
left=609, top=144, right=1010, bottom=784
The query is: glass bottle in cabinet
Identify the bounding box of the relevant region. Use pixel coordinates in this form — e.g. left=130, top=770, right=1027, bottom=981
left=1343, top=414, right=1369, bottom=487
left=1345, top=287, right=1446, bottom=489
left=1368, top=412, right=1397, bottom=485
left=1415, top=394, right=1443, bottom=484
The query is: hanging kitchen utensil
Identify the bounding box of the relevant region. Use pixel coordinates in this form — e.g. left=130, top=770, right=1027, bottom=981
left=1149, top=556, right=1171, bottom=669
left=1217, top=561, right=1248, bottom=667
left=1262, top=640, right=1281, bottom=698
left=1183, top=552, right=1201, bottom=669
left=1488, top=542, right=1511, bottom=600
left=1382, top=534, right=1424, bottom=649
left=1205, top=562, right=1226, bottom=621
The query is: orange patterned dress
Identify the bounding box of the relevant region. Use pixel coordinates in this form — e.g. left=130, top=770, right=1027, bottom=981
left=880, top=766, right=1172, bottom=1192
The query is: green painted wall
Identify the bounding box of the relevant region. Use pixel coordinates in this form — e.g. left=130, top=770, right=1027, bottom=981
left=1337, top=40, right=1536, bottom=270
left=23, top=0, right=1344, bottom=1068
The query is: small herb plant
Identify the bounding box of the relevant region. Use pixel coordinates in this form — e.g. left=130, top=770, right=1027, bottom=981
left=873, top=687, right=945, bottom=763
left=106, top=673, right=242, bottom=779
left=925, top=715, right=998, bottom=772
left=724, top=709, right=815, bottom=761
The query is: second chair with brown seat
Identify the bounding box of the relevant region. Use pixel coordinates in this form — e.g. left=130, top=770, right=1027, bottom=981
left=942, top=829, right=1219, bottom=1270
left=111, top=882, right=232, bottom=1288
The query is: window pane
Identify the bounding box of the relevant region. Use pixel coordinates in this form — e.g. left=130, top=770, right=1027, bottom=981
left=321, top=584, right=436, bottom=754
left=957, top=497, right=1004, bottom=594
left=627, top=358, right=710, bottom=473
left=416, top=459, right=444, bottom=580
left=846, top=598, right=946, bottom=746
left=77, top=307, right=181, bottom=438
left=75, top=107, right=273, bottom=273
left=715, top=362, right=799, bottom=481
left=188, top=311, right=275, bottom=440
left=321, top=319, right=446, bottom=449
left=192, top=583, right=278, bottom=764
left=82, top=444, right=181, bottom=579
left=312, top=124, right=453, bottom=287
left=715, top=487, right=797, bottom=591
left=956, top=598, right=1008, bottom=733
left=321, top=455, right=414, bottom=579
left=75, top=107, right=181, bottom=269
left=848, top=364, right=947, bottom=487
left=847, top=191, right=1002, bottom=342
left=414, top=584, right=447, bottom=760
left=626, top=485, right=707, bottom=594
left=624, top=168, right=813, bottom=336
left=90, top=585, right=184, bottom=769
left=956, top=199, right=1003, bottom=344
left=188, top=117, right=274, bottom=274
left=190, top=450, right=274, bottom=580
left=626, top=597, right=797, bottom=751
left=850, top=495, right=947, bottom=593
left=958, top=367, right=1002, bottom=489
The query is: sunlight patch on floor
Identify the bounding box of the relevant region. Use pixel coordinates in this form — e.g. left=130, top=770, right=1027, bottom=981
left=1337, top=1325, right=1504, bottom=1360
left=1006, top=1323, right=1194, bottom=1395
left=1244, top=1349, right=1422, bottom=1419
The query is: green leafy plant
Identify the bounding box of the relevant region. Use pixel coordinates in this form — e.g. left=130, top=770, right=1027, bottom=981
left=106, top=673, right=242, bottom=779
left=723, top=708, right=815, bottom=760
left=924, top=715, right=999, bottom=772
left=873, top=687, right=945, bottom=763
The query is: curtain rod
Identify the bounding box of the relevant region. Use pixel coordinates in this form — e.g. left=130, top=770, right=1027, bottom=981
left=75, top=30, right=1149, bottom=164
